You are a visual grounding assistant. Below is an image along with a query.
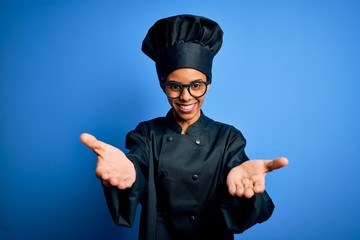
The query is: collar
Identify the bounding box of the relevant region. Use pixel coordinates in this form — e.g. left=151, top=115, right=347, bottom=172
left=165, top=109, right=209, bottom=135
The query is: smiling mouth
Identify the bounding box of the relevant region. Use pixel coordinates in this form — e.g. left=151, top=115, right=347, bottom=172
left=178, top=103, right=196, bottom=113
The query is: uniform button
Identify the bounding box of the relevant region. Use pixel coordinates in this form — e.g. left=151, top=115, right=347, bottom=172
left=192, top=174, right=199, bottom=181
left=195, top=139, right=201, bottom=145
left=167, top=136, right=173, bottom=142
left=189, top=215, right=196, bottom=222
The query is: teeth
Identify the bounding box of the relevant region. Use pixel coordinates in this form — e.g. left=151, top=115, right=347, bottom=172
left=180, top=104, right=194, bottom=110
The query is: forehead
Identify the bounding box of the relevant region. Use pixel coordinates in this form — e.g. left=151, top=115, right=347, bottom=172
left=166, top=68, right=207, bottom=83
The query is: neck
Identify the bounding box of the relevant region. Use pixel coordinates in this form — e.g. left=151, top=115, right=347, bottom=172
left=173, top=110, right=201, bottom=134
left=179, top=123, right=190, bottom=134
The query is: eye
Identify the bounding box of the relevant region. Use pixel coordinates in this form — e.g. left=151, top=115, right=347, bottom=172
left=191, top=82, right=201, bottom=89
left=191, top=81, right=206, bottom=90
left=168, top=83, right=182, bottom=91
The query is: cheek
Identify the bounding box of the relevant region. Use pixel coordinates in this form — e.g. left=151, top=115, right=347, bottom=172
left=167, top=97, right=175, bottom=106
left=198, top=97, right=206, bottom=107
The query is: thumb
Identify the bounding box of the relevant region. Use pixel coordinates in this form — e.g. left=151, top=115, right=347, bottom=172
left=265, top=157, right=289, bottom=172
left=80, top=133, right=104, bottom=153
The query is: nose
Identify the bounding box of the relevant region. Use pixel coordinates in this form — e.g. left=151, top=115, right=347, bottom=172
left=179, top=87, right=192, bottom=101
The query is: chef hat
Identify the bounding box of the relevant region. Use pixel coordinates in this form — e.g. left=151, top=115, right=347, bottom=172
left=141, top=14, right=223, bottom=83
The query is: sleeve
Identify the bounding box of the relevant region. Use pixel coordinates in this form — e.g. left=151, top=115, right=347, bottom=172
left=219, top=127, right=275, bottom=233
left=220, top=191, right=275, bottom=233
left=102, top=124, right=149, bottom=228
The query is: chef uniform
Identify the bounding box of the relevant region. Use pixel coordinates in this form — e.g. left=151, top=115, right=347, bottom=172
left=103, top=14, right=275, bottom=240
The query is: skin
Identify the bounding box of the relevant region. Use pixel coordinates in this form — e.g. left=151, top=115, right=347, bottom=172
left=165, top=68, right=209, bottom=134
left=80, top=68, right=288, bottom=198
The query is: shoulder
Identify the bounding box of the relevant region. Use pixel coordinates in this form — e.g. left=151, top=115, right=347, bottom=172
left=202, top=115, right=248, bottom=157
left=203, top=115, right=245, bottom=139
left=136, top=116, right=167, bottom=129
left=125, top=116, right=167, bottom=147
left=128, top=116, right=168, bottom=138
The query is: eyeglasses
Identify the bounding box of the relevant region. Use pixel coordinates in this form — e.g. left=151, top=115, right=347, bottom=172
left=161, top=80, right=210, bottom=99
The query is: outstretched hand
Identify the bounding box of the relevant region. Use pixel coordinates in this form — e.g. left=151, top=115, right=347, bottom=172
left=80, top=133, right=136, bottom=189
left=227, top=157, right=288, bottom=198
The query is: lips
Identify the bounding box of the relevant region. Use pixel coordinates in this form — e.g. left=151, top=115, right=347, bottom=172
left=177, top=103, right=196, bottom=113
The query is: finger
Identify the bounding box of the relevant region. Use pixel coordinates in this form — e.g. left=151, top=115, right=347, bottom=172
left=80, top=133, right=98, bottom=149
left=264, top=157, right=289, bottom=172
left=80, top=133, right=108, bottom=156
left=117, top=180, right=131, bottom=190
left=95, top=163, right=109, bottom=180
left=232, top=180, right=248, bottom=198
left=253, top=177, right=266, bottom=193
left=227, top=183, right=237, bottom=196
left=228, top=178, right=245, bottom=197
left=109, top=178, right=119, bottom=187
left=235, top=184, right=245, bottom=197
left=243, top=188, right=255, bottom=198
left=242, top=179, right=254, bottom=198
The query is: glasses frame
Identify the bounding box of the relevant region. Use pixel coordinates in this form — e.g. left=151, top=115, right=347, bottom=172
left=161, top=80, right=210, bottom=99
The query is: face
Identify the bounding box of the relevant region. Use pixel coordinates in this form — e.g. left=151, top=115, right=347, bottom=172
left=165, top=68, right=210, bottom=127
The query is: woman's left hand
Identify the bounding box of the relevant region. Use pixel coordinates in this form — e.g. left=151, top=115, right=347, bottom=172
left=226, top=157, right=289, bottom=198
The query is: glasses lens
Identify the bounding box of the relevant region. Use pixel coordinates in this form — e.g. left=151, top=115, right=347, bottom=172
left=189, top=81, right=207, bottom=98
left=165, top=82, right=183, bottom=98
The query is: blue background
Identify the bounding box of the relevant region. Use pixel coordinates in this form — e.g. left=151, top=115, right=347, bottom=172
left=1, top=0, right=360, bottom=239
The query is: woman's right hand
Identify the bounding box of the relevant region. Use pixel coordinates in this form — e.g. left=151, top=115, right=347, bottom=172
left=80, top=133, right=136, bottom=189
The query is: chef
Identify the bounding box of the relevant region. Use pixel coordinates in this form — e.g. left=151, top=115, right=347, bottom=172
left=80, top=14, right=288, bottom=240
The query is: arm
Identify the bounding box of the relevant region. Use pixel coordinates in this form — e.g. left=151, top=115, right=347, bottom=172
left=80, top=133, right=146, bottom=227
left=219, top=129, right=288, bottom=233
left=222, top=157, right=288, bottom=233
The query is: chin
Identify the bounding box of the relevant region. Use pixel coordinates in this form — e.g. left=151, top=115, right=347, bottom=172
left=174, top=109, right=200, bottom=122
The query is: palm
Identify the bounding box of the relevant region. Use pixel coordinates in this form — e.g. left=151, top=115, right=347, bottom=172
left=227, top=157, right=288, bottom=198
left=80, top=133, right=136, bottom=189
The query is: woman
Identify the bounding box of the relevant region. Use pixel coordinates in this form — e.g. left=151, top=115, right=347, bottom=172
left=80, top=14, right=288, bottom=240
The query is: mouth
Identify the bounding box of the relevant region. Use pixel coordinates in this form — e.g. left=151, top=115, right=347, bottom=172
left=177, top=103, right=196, bottom=113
